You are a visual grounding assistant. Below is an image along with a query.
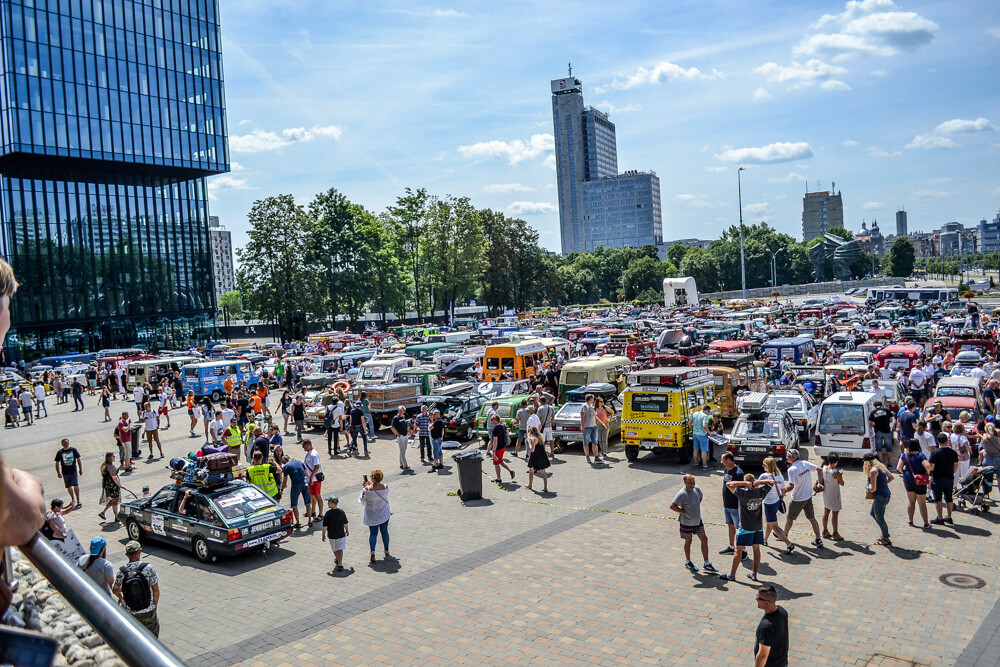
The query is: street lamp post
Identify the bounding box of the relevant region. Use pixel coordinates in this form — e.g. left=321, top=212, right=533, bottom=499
left=768, top=247, right=785, bottom=291
left=738, top=167, right=747, bottom=297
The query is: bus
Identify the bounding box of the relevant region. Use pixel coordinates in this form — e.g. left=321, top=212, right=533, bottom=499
left=866, top=286, right=958, bottom=302
left=39, top=353, right=96, bottom=367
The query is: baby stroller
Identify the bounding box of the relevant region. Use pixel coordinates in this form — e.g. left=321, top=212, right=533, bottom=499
left=955, top=465, right=995, bottom=514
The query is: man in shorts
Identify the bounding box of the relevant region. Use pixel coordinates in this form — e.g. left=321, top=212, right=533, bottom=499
left=719, top=473, right=774, bottom=583
left=868, top=400, right=895, bottom=467
left=280, top=454, right=310, bottom=529
left=53, top=438, right=83, bottom=508
left=580, top=393, right=599, bottom=464
left=691, top=404, right=712, bottom=470
left=719, top=452, right=745, bottom=555
left=929, top=432, right=959, bottom=525
left=302, top=440, right=323, bottom=526
left=783, top=449, right=824, bottom=548
left=669, top=474, right=718, bottom=574
left=488, top=414, right=515, bottom=482
left=536, top=395, right=556, bottom=458
left=321, top=496, right=349, bottom=574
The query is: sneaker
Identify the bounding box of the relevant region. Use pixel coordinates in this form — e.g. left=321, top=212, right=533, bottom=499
left=811, top=538, right=824, bottom=548
left=747, top=572, right=759, bottom=582
left=741, top=550, right=749, bottom=559
left=702, top=466, right=711, bottom=470
left=718, top=546, right=735, bottom=555
left=586, top=456, right=592, bottom=464
left=944, top=517, right=954, bottom=525
left=930, top=518, right=946, bottom=525
left=718, top=572, right=735, bottom=582
left=785, top=543, right=796, bottom=554
left=702, top=563, right=719, bottom=573
left=684, top=561, right=699, bottom=573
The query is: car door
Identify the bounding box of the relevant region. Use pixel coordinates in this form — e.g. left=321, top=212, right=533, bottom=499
left=146, top=488, right=178, bottom=543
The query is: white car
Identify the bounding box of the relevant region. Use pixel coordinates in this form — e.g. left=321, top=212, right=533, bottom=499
left=765, top=390, right=819, bottom=441
left=839, top=351, right=875, bottom=369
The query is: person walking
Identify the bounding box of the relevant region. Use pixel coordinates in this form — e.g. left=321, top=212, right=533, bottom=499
left=580, top=393, right=599, bottom=464
left=359, top=391, right=375, bottom=439
left=18, top=386, right=33, bottom=425
left=719, top=473, right=775, bottom=583
left=979, top=421, right=1000, bottom=489
left=185, top=391, right=198, bottom=436
left=868, top=400, right=895, bottom=467
left=537, top=394, right=557, bottom=458
left=594, top=396, right=611, bottom=463
left=719, top=452, right=745, bottom=556
left=525, top=426, right=550, bottom=492
left=897, top=438, right=931, bottom=530
left=753, top=585, right=789, bottom=667
left=929, top=432, right=959, bottom=525
left=429, top=409, right=445, bottom=470
left=133, top=382, right=145, bottom=418
left=99, top=386, right=111, bottom=421
left=691, top=404, right=712, bottom=470
left=279, top=389, right=293, bottom=435
left=302, top=440, right=324, bottom=527
left=390, top=406, right=410, bottom=471
left=53, top=438, right=83, bottom=509
left=71, top=377, right=84, bottom=411
left=414, top=404, right=432, bottom=464
left=321, top=496, right=350, bottom=574
left=669, top=474, right=718, bottom=573
left=487, top=414, right=515, bottom=483
left=292, top=394, right=306, bottom=443
left=783, top=449, right=824, bottom=548
left=97, top=452, right=123, bottom=523
left=863, top=452, right=894, bottom=546
left=359, top=469, right=391, bottom=563
left=33, top=380, right=47, bottom=419
left=112, top=541, right=160, bottom=637
left=349, top=400, right=369, bottom=457
left=280, top=454, right=310, bottom=529
left=77, top=536, right=114, bottom=595
left=820, top=453, right=845, bottom=541
left=117, top=412, right=134, bottom=471
left=140, top=401, right=163, bottom=459
left=758, top=457, right=794, bottom=553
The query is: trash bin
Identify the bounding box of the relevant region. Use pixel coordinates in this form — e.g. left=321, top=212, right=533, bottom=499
left=452, top=449, right=485, bottom=501
left=130, top=424, right=143, bottom=459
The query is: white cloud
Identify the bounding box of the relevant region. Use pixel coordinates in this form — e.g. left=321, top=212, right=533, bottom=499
left=868, top=145, right=901, bottom=158
left=458, top=133, right=554, bottom=165
left=796, top=0, right=938, bottom=60
left=933, top=117, right=998, bottom=134
left=595, top=101, right=641, bottom=114
left=207, top=174, right=254, bottom=200
left=820, top=79, right=852, bottom=90
left=483, top=183, right=533, bottom=193
left=767, top=172, right=807, bottom=183
left=842, top=139, right=858, bottom=146
left=926, top=176, right=950, bottom=185
left=715, top=142, right=814, bottom=164
left=506, top=201, right=557, bottom=215
left=675, top=194, right=719, bottom=209
left=607, top=61, right=720, bottom=90
left=543, top=154, right=556, bottom=170
left=905, top=134, right=956, bottom=150
left=230, top=161, right=245, bottom=171
left=863, top=201, right=884, bottom=210
left=229, top=124, right=343, bottom=153
left=705, top=166, right=729, bottom=173
left=915, top=189, right=951, bottom=200
left=752, top=88, right=772, bottom=102
left=432, top=9, right=466, bottom=17
left=871, top=69, right=889, bottom=77
left=754, top=59, right=847, bottom=87
left=989, top=26, right=1000, bottom=39
left=744, top=202, right=771, bottom=215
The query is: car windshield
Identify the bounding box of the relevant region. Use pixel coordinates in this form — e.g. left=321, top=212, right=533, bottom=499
left=211, top=486, right=277, bottom=520
left=360, top=365, right=389, bottom=381
left=734, top=419, right=781, bottom=439
left=819, top=404, right=866, bottom=435
left=766, top=396, right=803, bottom=411
left=562, top=371, right=590, bottom=387
left=936, top=386, right=975, bottom=398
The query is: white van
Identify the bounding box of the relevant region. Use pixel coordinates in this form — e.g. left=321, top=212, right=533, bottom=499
left=814, top=391, right=877, bottom=459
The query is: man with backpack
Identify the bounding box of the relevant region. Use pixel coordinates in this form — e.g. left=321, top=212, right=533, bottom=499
left=112, top=541, right=160, bottom=636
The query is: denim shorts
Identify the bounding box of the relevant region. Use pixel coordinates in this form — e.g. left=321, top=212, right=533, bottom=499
left=873, top=432, right=893, bottom=453
left=432, top=438, right=443, bottom=460
left=763, top=501, right=780, bottom=523
left=583, top=425, right=598, bottom=445
left=693, top=433, right=709, bottom=452
left=724, top=507, right=740, bottom=526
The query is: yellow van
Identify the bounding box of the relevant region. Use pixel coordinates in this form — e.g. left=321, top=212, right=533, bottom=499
left=557, top=355, right=630, bottom=400
left=621, top=367, right=718, bottom=464
left=482, top=340, right=548, bottom=382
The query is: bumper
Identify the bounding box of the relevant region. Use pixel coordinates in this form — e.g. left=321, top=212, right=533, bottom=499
left=228, top=527, right=292, bottom=554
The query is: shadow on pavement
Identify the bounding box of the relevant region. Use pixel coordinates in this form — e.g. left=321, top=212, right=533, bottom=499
left=459, top=498, right=495, bottom=508
left=369, top=555, right=401, bottom=574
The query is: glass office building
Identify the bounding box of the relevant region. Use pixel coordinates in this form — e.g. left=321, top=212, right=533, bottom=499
left=0, top=0, right=229, bottom=358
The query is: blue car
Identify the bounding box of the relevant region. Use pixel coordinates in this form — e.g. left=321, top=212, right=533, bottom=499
left=182, top=360, right=261, bottom=401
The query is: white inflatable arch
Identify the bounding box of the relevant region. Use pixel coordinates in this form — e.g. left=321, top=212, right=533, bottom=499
left=663, top=277, right=698, bottom=307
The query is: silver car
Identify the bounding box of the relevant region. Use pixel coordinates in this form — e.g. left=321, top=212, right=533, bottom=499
left=765, top=390, right=819, bottom=441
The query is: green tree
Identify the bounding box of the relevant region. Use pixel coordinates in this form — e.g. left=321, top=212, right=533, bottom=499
left=386, top=187, right=431, bottom=318
left=679, top=247, right=722, bottom=292
left=368, top=215, right=412, bottom=324
left=236, top=194, right=310, bottom=341
left=419, top=195, right=486, bottom=315
left=622, top=257, right=677, bottom=299
left=303, top=188, right=361, bottom=328
left=825, top=226, right=852, bottom=241
left=218, top=290, right=244, bottom=318
left=884, top=237, right=916, bottom=278
left=665, top=243, right=689, bottom=268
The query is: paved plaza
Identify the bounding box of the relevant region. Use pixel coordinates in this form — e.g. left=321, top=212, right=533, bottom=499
left=5, top=395, right=1000, bottom=665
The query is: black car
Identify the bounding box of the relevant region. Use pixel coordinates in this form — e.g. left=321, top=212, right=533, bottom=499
left=424, top=394, right=486, bottom=441
left=118, top=480, right=293, bottom=563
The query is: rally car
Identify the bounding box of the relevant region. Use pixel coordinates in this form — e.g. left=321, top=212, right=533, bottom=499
left=726, top=392, right=798, bottom=468
left=119, top=479, right=293, bottom=563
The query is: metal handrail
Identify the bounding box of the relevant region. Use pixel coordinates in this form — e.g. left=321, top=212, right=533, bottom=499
left=16, top=534, right=185, bottom=667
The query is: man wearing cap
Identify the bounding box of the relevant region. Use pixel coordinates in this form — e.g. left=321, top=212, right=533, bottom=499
left=76, top=536, right=114, bottom=595
left=112, top=541, right=160, bottom=637
left=321, top=496, right=349, bottom=574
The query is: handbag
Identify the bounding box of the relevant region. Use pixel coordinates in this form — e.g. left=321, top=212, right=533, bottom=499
left=315, top=471, right=325, bottom=482
left=904, top=453, right=930, bottom=486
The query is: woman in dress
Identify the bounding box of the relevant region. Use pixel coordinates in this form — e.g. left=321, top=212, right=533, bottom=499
left=279, top=389, right=293, bottom=435
left=821, top=453, right=846, bottom=541
left=359, top=469, right=391, bottom=562
left=951, top=421, right=972, bottom=489
left=525, top=426, right=550, bottom=493
left=896, top=438, right=931, bottom=529
left=759, top=457, right=794, bottom=553
left=863, top=452, right=894, bottom=546
left=100, top=386, right=112, bottom=422
left=98, top=452, right=123, bottom=522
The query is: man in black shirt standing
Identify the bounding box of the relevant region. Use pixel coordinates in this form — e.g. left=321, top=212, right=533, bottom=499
left=719, top=453, right=745, bottom=556
left=929, top=432, right=959, bottom=525
left=321, top=496, right=349, bottom=574
left=868, top=401, right=895, bottom=467
left=754, top=585, right=788, bottom=666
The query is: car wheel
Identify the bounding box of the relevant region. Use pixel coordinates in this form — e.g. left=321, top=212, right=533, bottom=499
left=210, top=390, right=222, bottom=403
left=126, top=519, right=143, bottom=542
left=624, top=445, right=639, bottom=462
left=193, top=536, right=213, bottom=563
left=677, top=441, right=693, bottom=465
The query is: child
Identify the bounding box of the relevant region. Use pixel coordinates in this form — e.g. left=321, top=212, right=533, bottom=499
left=321, top=496, right=349, bottom=574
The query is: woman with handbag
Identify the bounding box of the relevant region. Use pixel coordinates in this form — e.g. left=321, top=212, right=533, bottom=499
left=359, top=469, right=391, bottom=563
left=863, top=452, right=894, bottom=546
left=758, top=457, right=795, bottom=553
left=820, top=453, right=845, bottom=541
left=896, top=438, right=931, bottom=529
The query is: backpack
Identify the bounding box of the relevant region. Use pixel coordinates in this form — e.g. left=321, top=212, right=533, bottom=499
left=323, top=406, right=334, bottom=430
left=119, top=563, right=152, bottom=611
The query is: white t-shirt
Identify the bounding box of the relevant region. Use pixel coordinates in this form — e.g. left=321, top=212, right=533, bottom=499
left=304, top=448, right=321, bottom=479
left=758, top=472, right=786, bottom=505
left=221, top=408, right=236, bottom=426
left=880, top=367, right=893, bottom=380
left=787, top=460, right=819, bottom=502
left=141, top=410, right=158, bottom=431
left=914, top=431, right=936, bottom=458
left=134, top=386, right=145, bottom=403
left=527, top=414, right=541, bottom=431
left=34, top=385, right=45, bottom=401
left=908, top=369, right=926, bottom=389
left=209, top=418, right=225, bottom=441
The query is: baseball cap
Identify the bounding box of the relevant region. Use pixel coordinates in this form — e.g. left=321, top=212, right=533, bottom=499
left=89, top=536, right=107, bottom=555
left=862, top=452, right=878, bottom=461
left=326, top=496, right=339, bottom=504
left=125, top=540, right=142, bottom=554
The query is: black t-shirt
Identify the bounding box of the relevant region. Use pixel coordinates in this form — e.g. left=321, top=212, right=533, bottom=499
left=251, top=437, right=269, bottom=463
left=492, top=423, right=508, bottom=450
left=929, top=447, right=959, bottom=480
left=323, top=508, right=348, bottom=539
left=391, top=415, right=408, bottom=435
left=71, top=380, right=83, bottom=395
left=237, top=397, right=249, bottom=416
left=545, top=369, right=558, bottom=389
left=754, top=606, right=789, bottom=666
left=86, top=369, right=97, bottom=381
left=722, top=464, right=744, bottom=509
left=350, top=407, right=364, bottom=427
left=54, top=448, right=81, bottom=474
left=173, top=377, right=184, bottom=395
left=735, top=487, right=769, bottom=532
left=430, top=418, right=445, bottom=439
left=869, top=407, right=892, bottom=433
left=985, top=386, right=997, bottom=407
left=292, top=402, right=305, bottom=420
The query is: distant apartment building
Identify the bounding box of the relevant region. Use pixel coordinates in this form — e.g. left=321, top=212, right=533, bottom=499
left=978, top=212, right=1000, bottom=253
left=551, top=73, right=662, bottom=254
left=896, top=210, right=908, bottom=237
left=801, top=187, right=844, bottom=242
left=209, top=216, right=236, bottom=302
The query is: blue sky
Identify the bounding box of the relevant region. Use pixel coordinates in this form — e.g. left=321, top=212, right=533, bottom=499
left=211, top=0, right=1000, bottom=254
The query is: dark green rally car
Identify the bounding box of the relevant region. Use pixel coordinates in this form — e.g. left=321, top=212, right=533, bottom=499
left=118, top=479, right=293, bottom=563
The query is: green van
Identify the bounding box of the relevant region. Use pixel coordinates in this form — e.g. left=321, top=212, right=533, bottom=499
left=472, top=394, right=531, bottom=442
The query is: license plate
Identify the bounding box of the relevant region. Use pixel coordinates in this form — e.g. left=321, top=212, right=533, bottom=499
left=743, top=446, right=768, bottom=453
left=242, top=530, right=285, bottom=548
left=249, top=520, right=275, bottom=534
left=641, top=439, right=658, bottom=447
